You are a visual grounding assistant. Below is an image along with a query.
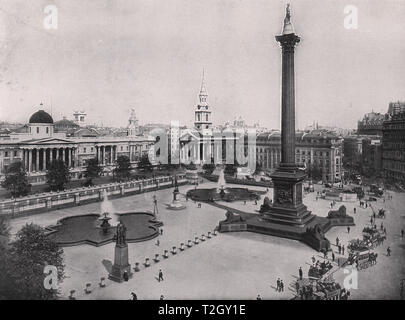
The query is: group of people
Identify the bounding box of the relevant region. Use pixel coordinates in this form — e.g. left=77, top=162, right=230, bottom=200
left=275, top=278, right=285, bottom=292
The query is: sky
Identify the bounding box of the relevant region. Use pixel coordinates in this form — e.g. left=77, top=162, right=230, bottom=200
left=0, top=0, right=404, bottom=129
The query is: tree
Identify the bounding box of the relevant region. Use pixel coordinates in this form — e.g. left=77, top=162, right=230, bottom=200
left=202, top=163, right=216, bottom=175
left=1, top=161, right=31, bottom=197
left=224, top=160, right=239, bottom=177
left=0, top=223, right=65, bottom=300
left=46, top=160, right=70, bottom=191
left=84, top=158, right=102, bottom=186
left=307, top=163, right=322, bottom=181
left=186, top=161, right=197, bottom=170
left=137, top=154, right=153, bottom=172
left=114, top=155, right=132, bottom=181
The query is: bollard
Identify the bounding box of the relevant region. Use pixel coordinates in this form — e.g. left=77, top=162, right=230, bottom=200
left=194, top=237, right=199, bottom=244
left=69, top=289, right=76, bottom=300
left=163, top=250, right=169, bottom=258
left=134, top=262, right=140, bottom=272
left=172, top=246, right=177, bottom=254
left=154, top=254, right=160, bottom=262
left=207, top=231, right=212, bottom=238
left=187, top=240, right=192, bottom=247
left=144, top=258, right=150, bottom=267
left=99, top=277, right=106, bottom=288
left=85, top=283, right=92, bottom=294
left=180, top=243, right=185, bottom=251
left=201, top=234, right=206, bottom=241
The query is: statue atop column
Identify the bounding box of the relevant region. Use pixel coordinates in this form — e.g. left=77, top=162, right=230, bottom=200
left=115, top=221, right=127, bottom=245
left=282, top=3, right=295, bottom=35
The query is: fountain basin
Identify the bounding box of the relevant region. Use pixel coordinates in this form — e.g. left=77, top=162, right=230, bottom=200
left=46, top=212, right=161, bottom=247
left=186, top=187, right=260, bottom=202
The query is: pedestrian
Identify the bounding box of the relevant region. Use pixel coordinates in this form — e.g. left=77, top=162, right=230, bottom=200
left=336, top=237, right=339, bottom=246
left=156, top=239, right=160, bottom=246
left=323, top=249, right=328, bottom=259
left=338, top=244, right=341, bottom=254
left=401, top=229, right=404, bottom=238
left=299, top=267, right=303, bottom=280
left=387, top=247, right=391, bottom=256
left=332, top=251, right=335, bottom=262
left=380, top=222, right=384, bottom=231
left=160, top=295, right=164, bottom=300
left=383, top=227, right=387, bottom=235
left=311, top=256, right=316, bottom=264
left=347, top=226, right=350, bottom=234
left=158, top=269, right=164, bottom=282
left=353, top=208, right=356, bottom=214
left=160, top=229, right=163, bottom=236
left=276, top=278, right=280, bottom=292
left=280, top=280, right=284, bottom=292
left=256, top=294, right=262, bottom=300
left=295, top=281, right=300, bottom=294
left=131, top=292, right=137, bottom=300
left=342, top=245, right=345, bottom=255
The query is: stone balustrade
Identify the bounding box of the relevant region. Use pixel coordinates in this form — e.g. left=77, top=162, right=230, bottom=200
left=0, top=174, right=186, bottom=217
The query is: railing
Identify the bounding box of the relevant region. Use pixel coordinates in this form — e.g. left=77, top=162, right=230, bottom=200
left=0, top=174, right=187, bottom=217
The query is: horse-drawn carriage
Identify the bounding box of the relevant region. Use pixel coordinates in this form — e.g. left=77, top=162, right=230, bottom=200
left=308, top=261, right=333, bottom=280
left=362, top=227, right=386, bottom=248
left=295, top=278, right=345, bottom=300
left=376, top=208, right=386, bottom=219
left=347, top=242, right=378, bottom=270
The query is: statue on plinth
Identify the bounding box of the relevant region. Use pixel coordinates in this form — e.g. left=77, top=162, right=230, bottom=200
left=115, top=221, right=127, bottom=245
left=109, top=220, right=132, bottom=283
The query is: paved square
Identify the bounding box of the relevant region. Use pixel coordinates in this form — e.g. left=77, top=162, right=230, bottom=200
left=8, top=181, right=405, bottom=300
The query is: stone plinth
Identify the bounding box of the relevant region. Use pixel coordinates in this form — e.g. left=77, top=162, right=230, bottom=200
left=108, top=243, right=132, bottom=283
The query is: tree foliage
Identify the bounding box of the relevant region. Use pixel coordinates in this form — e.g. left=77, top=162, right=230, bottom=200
left=202, top=163, right=216, bottom=175
left=84, top=158, right=102, bottom=186
left=114, top=155, right=132, bottom=181
left=0, top=223, right=65, bottom=300
left=137, top=154, right=153, bottom=172
left=0, top=161, right=31, bottom=197
left=46, top=160, right=70, bottom=191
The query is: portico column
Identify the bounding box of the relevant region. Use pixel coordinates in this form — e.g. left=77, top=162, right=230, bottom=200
left=43, top=149, right=46, bottom=171
left=62, top=148, right=65, bottom=163
left=35, top=149, right=39, bottom=171
left=67, top=148, right=71, bottom=167
left=114, top=146, right=118, bottom=161
left=55, top=148, right=59, bottom=160
left=28, top=149, right=32, bottom=172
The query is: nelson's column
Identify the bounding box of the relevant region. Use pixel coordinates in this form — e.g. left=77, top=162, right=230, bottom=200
left=217, top=4, right=354, bottom=251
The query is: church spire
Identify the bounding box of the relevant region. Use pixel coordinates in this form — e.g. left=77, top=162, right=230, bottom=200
left=199, top=68, right=208, bottom=106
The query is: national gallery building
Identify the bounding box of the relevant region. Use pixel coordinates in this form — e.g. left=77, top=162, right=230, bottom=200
left=0, top=108, right=155, bottom=185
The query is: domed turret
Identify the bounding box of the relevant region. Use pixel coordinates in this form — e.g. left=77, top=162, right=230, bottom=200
left=28, top=104, right=54, bottom=137
left=29, top=109, right=54, bottom=124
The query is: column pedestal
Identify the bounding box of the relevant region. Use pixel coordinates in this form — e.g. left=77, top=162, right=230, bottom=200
left=108, top=243, right=132, bottom=283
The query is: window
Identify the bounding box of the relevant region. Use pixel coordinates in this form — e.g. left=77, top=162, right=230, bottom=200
left=121, top=146, right=123, bottom=151
left=4, top=151, right=8, bottom=157
left=14, top=151, right=17, bottom=157
left=206, top=114, right=208, bottom=121
left=83, top=147, right=87, bottom=153
left=46, top=127, right=49, bottom=134
left=36, top=127, right=39, bottom=134
left=91, top=147, right=94, bottom=152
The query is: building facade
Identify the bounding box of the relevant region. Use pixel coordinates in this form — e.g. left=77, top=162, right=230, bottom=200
left=382, top=109, right=405, bottom=184
left=357, top=111, right=385, bottom=135
left=0, top=108, right=155, bottom=185
left=256, top=130, right=343, bottom=182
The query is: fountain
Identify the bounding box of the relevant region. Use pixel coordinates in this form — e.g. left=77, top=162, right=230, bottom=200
left=46, top=189, right=163, bottom=247
left=99, top=189, right=119, bottom=233
left=166, top=175, right=186, bottom=210
left=186, top=168, right=261, bottom=202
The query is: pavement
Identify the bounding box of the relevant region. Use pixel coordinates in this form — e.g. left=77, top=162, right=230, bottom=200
left=7, top=181, right=405, bottom=300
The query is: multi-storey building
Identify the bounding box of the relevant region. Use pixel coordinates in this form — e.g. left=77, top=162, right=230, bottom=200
left=0, top=107, right=155, bottom=185
left=382, top=107, right=405, bottom=184
left=256, top=130, right=343, bottom=183
left=357, top=111, right=385, bottom=135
